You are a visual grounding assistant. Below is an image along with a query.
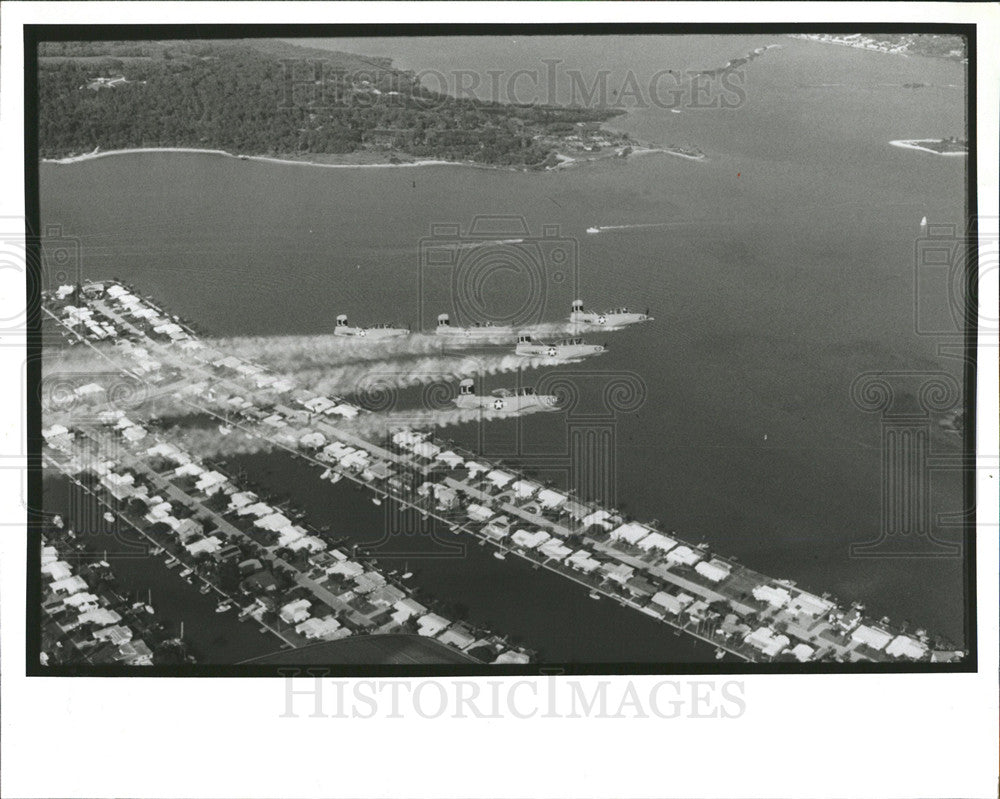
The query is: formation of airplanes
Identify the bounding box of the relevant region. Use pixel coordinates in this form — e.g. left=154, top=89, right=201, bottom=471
left=333, top=300, right=653, bottom=414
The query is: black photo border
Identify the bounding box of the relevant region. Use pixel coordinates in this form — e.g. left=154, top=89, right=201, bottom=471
left=24, top=21, right=979, bottom=678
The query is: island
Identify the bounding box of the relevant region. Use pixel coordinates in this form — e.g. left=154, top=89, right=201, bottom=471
left=890, top=137, right=968, bottom=156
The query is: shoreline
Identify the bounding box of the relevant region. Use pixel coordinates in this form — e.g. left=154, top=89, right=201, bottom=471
left=889, top=139, right=967, bottom=157
left=41, top=143, right=701, bottom=171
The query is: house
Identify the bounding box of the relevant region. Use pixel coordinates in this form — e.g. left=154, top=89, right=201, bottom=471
left=610, top=522, right=651, bottom=546
left=510, top=529, right=550, bottom=549
left=651, top=591, right=694, bottom=615
left=537, top=489, right=568, bottom=510
left=466, top=503, right=494, bottom=523
left=482, top=515, right=512, bottom=540
left=392, top=598, right=428, bottom=621
left=695, top=559, right=732, bottom=583
left=787, top=591, right=835, bottom=617
left=434, top=450, right=464, bottom=469
left=562, top=500, right=591, bottom=520
left=42, top=560, right=73, bottom=581
left=328, top=561, right=365, bottom=580
left=635, top=532, right=677, bottom=553
left=255, top=512, right=292, bottom=532
left=295, top=616, right=343, bottom=640
left=885, top=635, right=928, bottom=660
left=492, top=650, right=530, bottom=664
left=280, top=598, right=312, bottom=624
left=438, top=625, right=477, bottom=650
left=185, top=536, right=222, bottom=557
left=538, top=540, right=573, bottom=562
left=416, top=613, right=451, bottom=637
left=299, top=431, right=327, bottom=450
left=412, top=441, right=441, bottom=460
left=665, top=545, right=703, bottom=568
left=77, top=608, right=122, bottom=627
left=244, top=571, right=278, bottom=593
left=600, top=562, right=635, bottom=585
left=50, top=575, right=88, bottom=595
left=194, top=471, right=228, bottom=495
left=580, top=510, right=615, bottom=530
left=851, top=624, right=893, bottom=652
left=790, top=643, right=815, bottom=662
left=174, top=518, right=204, bottom=543
left=625, top=576, right=658, bottom=598
left=744, top=627, right=791, bottom=658
left=464, top=461, right=490, bottom=478
left=288, top=535, right=326, bottom=554
left=565, top=550, right=601, bottom=574
left=510, top=479, right=541, bottom=499
left=93, top=625, right=133, bottom=645
left=238, top=558, right=263, bottom=576
left=485, top=469, right=515, bottom=489
left=752, top=584, right=792, bottom=609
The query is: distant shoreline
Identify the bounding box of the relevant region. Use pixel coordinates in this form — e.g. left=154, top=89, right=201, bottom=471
left=889, top=139, right=967, bottom=157
left=41, top=144, right=699, bottom=170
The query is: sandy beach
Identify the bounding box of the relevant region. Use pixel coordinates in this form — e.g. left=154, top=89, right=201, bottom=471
left=42, top=146, right=463, bottom=169
left=889, top=139, right=967, bottom=156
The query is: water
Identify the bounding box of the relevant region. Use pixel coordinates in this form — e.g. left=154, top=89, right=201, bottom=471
left=40, top=36, right=968, bottom=660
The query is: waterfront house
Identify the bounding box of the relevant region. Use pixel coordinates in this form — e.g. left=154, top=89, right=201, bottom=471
left=537, top=489, right=568, bottom=510
left=665, top=545, right=704, bottom=568
left=50, top=575, right=88, bottom=595
left=752, top=584, right=792, bottom=609
left=412, top=441, right=441, bottom=461
left=695, top=559, right=732, bottom=583
left=566, top=550, right=601, bottom=574
left=579, top=510, right=616, bottom=530
left=438, top=625, right=477, bottom=650
left=787, top=591, right=835, bottom=617
left=416, top=613, right=451, bottom=638
left=244, top=571, right=278, bottom=593
left=510, top=479, right=541, bottom=500
left=238, top=558, right=263, bottom=577
left=885, top=635, right=928, bottom=660
left=435, top=450, right=465, bottom=469
left=42, top=560, right=73, bottom=581
left=610, top=522, right=651, bottom=546
left=600, top=562, right=635, bottom=586
left=482, top=515, right=512, bottom=540
left=511, top=529, right=550, bottom=550
left=850, top=624, right=893, bottom=652
left=392, top=598, right=428, bottom=621
left=295, top=616, right=343, bottom=640
left=744, top=627, right=791, bottom=658
left=298, top=431, right=327, bottom=450
left=466, top=503, right=494, bottom=523
left=174, top=518, right=204, bottom=543
left=538, top=540, right=573, bottom=562
left=485, top=469, right=516, bottom=490
left=625, top=576, right=658, bottom=599
left=652, top=591, right=694, bottom=615
left=185, top=536, right=222, bottom=557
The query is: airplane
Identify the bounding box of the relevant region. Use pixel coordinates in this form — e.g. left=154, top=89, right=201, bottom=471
left=435, top=313, right=509, bottom=339
left=515, top=333, right=606, bottom=360
left=453, top=378, right=559, bottom=413
left=334, top=314, right=408, bottom=339
left=569, top=299, right=652, bottom=328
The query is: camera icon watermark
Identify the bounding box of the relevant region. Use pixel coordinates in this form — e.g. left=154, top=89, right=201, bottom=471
left=418, top=215, right=579, bottom=331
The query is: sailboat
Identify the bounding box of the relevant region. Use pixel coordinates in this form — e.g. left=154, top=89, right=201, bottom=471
left=920, top=215, right=928, bottom=228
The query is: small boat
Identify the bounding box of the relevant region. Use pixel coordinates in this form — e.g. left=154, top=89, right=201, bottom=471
left=150, top=546, right=164, bottom=556
left=586, top=226, right=600, bottom=234
left=588, top=591, right=601, bottom=600
left=179, top=567, right=193, bottom=578
left=401, top=572, right=413, bottom=580
left=103, top=511, right=115, bottom=523
left=216, top=601, right=232, bottom=613
left=199, top=584, right=211, bottom=595
left=329, top=472, right=343, bottom=484
left=371, top=496, right=382, bottom=506
left=493, top=551, right=507, bottom=561
left=145, top=605, right=155, bottom=615
left=715, top=648, right=726, bottom=660
left=920, top=215, right=928, bottom=227
left=320, top=468, right=332, bottom=480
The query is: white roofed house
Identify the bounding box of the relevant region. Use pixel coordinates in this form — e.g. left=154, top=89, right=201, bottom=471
left=510, top=529, right=551, bottom=550
left=580, top=509, right=616, bottom=531
left=885, top=635, right=929, bottom=660
left=416, top=613, right=451, bottom=638
left=743, top=627, right=791, bottom=658
left=651, top=591, right=694, bottom=616
left=298, top=431, right=327, bottom=450
left=752, top=584, right=792, bottom=609
left=787, top=591, right=835, bottom=617
left=466, top=503, right=494, bottom=523
left=434, top=450, right=464, bottom=470
left=695, top=558, right=732, bottom=584
left=538, top=540, right=573, bottom=562
left=411, top=441, right=441, bottom=461
left=185, top=536, right=223, bottom=557
left=850, top=624, right=893, bottom=652
left=537, top=488, right=568, bottom=511
left=482, top=515, right=512, bottom=540
left=295, top=616, right=344, bottom=640
left=279, top=598, right=312, bottom=624
left=599, top=562, right=635, bottom=586
left=665, top=545, right=704, bottom=568
left=634, top=531, right=678, bottom=553
left=464, top=461, right=490, bottom=479
left=566, top=550, right=602, bottom=574
left=485, top=469, right=515, bottom=490
left=510, top=479, right=541, bottom=500
left=610, top=522, right=651, bottom=547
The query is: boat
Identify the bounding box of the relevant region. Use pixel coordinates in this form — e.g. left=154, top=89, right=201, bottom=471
left=401, top=572, right=413, bottom=580
left=145, top=605, right=155, bottom=615
left=920, top=215, right=928, bottom=227
left=218, top=424, right=233, bottom=436
left=329, top=472, right=343, bottom=484
left=371, top=496, right=382, bottom=506
left=102, top=511, right=115, bottom=523
left=715, top=648, right=726, bottom=660
left=179, top=567, right=193, bottom=578
left=216, top=601, right=233, bottom=613
left=164, top=557, right=179, bottom=568
left=493, top=551, right=507, bottom=561
left=199, top=584, right=211, bottom=595
left=586, top=226, right=600, bottom=234
left=588, top=591, right=601, bottom=600
left=149, top=546, right=164, bottom=556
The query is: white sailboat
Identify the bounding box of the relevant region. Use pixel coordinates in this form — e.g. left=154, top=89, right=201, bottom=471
left=920, top=215, right=928, bottom=228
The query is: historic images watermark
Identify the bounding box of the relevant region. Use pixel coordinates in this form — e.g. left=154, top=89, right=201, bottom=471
left=846, top=218, right=994, bottom=559
left=278, top=60, right=749, bottom=112
left=280, top=673, right=747, bottom=720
